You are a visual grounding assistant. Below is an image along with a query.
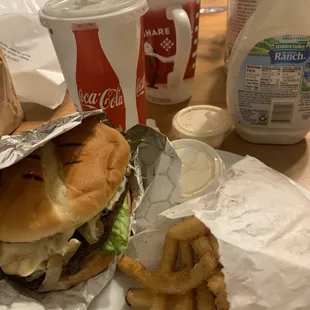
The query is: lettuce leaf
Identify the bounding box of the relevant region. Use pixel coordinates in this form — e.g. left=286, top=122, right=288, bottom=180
left=100, top=198, right=130, bottom=255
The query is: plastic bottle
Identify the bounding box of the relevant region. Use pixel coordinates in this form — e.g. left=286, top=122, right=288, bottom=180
left=225, top=0, right=261, bottom=66
left=227, top=0, right=310, bottom=144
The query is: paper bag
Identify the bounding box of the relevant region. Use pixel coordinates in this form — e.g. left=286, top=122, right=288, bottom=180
left=0, top=48, right=24, bottom=136
left=0, top=13, right=66, bottom=109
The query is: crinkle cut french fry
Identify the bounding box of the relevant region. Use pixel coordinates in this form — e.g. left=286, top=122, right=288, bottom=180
left=167, top=217, right=210, bottom=241
left=174, top=290, right=195, bottom=310
left=207, top=272, right=225, bottom=295
left=174, top=241, right=195, bottom=310
left=150, top=295, right=165, bottom=310
left=191, top=236, right=214, bottom=258
left=191, top=232, right=219, bottom=261
left=126, top=288, right=152, bottom=309
left=179, top=240, right=194, bottom=269
left=150, top=237, right=179, bottom=310
left=118, top=251, right=217, bottom=294
left=196, top=282, right=216, bottom=310
left=208, top=272, right=230, bottom=310
left=215, top=291, right=230, bottom=310
left=209, top=234, right=219, bottom=259
left=158, top=236, right=179, bottom=272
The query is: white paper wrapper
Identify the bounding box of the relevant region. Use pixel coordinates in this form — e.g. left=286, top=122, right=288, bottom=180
left=0, top=111, right=181, bottom=310
left=0, top=1, right=66, bottom=109
left=127, top=156, right=310, bottom=310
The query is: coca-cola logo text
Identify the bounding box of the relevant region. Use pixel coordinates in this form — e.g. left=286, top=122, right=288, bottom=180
left=79, top=87, right=124, bottom=110
left=136, top=75, right=146, bottom=97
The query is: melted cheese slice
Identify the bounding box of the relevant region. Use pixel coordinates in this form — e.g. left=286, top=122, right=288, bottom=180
left=78, top=177, right=127, bottom=243
left=105, top=176, right=127, bottom=211
left=0, top=229, right=74, bottom=277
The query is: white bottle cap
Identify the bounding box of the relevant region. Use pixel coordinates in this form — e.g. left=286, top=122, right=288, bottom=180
left=171, top=139, right=224, bottom=203
left=172, top=105, right=232, bottom=148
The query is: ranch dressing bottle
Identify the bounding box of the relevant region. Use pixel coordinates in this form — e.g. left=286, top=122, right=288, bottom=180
left=225, top=0, right=261, bottom=66
left=227, top=0, right=310, bottom=144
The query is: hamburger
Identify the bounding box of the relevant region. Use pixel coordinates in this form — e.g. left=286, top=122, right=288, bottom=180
left=0, top=118, right=132, bottom=292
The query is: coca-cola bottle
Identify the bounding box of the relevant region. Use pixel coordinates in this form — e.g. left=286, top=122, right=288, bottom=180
left=136, top=21, right=147, bottom=125
left=73, top=23, right=126, bottom=130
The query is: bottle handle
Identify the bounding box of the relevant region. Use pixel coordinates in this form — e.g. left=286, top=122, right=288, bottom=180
left=166, top=5, right=192, bottom=90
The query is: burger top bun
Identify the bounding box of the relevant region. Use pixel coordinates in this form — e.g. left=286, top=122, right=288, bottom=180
left=0, top=119, right=131, bottom=243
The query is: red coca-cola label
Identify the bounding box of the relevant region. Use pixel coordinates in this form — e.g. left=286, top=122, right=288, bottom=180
left=143, top=1, right=200, bottom=88
left=78, top=87, right=124, bottom=110
left=73, top=23, right=126, bottom=130
left=136, top=20, right=147, bottom=125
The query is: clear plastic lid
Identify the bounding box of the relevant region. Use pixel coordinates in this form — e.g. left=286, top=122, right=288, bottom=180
left=41, top=0, right=147, bottom=20
left=173, top=105, right=232, bottom=139
left=171, top=139, right=224, bottom=202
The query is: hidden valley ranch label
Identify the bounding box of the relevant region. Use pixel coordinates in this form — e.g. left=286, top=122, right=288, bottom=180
left=237, top=35, right=310, bottom=127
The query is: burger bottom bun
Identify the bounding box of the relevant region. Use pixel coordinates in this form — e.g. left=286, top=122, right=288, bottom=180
left=54, top=192, right=132, bottom=291
left=56, top=252, right=116, bottom=291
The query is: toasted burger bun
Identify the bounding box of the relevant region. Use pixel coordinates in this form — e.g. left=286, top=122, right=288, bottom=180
left=54, top=192, right=132, bottom=291
left=0, top=119, right=131, bottom=243
left=56, top=252, right=116, bottom=291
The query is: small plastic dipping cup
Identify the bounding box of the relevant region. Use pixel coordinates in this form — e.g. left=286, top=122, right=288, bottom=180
left=171, top=139, right=224, bottom=203
left=173, top=105, right=232, bottom=148
left=39, top=0, right=148, bottom=131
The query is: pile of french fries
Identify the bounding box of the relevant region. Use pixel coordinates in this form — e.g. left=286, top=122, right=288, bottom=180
left=118, top=216, right=230, bottom=310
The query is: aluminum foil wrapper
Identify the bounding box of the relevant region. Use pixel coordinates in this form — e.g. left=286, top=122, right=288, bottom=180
left=0, top=111, right=181, bottom=310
